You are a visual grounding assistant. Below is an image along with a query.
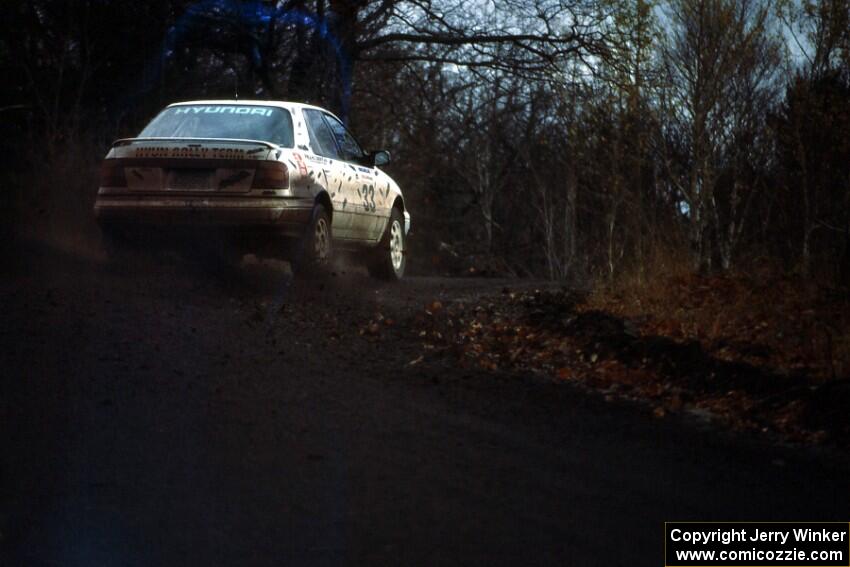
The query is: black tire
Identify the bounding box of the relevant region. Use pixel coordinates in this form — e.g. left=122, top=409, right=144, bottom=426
left=292, top=204, right=333, bottom=276
left=100, top=223, right=138, bottom=265
left=101, top=224, right=176, bottom=275
left=368, top=208, right=406, bottom=281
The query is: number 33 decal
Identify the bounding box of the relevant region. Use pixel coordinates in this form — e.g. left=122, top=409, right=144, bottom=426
left=360, top=184, right=376, bottom=212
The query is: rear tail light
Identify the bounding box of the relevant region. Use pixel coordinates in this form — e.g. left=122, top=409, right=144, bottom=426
left=99, top=159, right=127, bottom=187
left=252, top=161, right=289, bottom=190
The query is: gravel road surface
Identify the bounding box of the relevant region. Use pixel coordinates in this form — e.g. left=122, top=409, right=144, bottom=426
left=1, top=243, right=847, bottom=566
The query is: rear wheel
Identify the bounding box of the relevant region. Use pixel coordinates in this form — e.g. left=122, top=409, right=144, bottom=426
left=292, top=204, right=332, bottom=276
left=100, top=224, right=138, bottom=265
left=368, top=208, right=406, bottom=280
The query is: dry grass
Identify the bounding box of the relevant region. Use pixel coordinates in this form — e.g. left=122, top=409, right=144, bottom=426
left=587, top=254, right=850, bottom=381
left=7, top=136, right=104, bottom=257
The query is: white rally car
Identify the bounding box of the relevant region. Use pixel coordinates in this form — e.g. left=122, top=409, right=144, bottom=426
left=94, top=100, right=410, bottom=279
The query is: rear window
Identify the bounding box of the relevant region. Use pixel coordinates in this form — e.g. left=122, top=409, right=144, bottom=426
left=139, top=105, right=294, bottom=147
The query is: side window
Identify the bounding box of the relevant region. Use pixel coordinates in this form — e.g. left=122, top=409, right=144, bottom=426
left=303, top=109, right=339, bottom=160
left=322, top=113, right=365, bottom=163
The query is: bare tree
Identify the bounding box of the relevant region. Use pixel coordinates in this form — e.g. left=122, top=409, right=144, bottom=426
left=775, top=0, right=850, bottom=277
left=662, top=0, right=782, bottom=270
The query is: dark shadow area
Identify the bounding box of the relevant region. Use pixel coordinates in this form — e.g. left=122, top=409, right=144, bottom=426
left=415, top=289, right=850, bottom=449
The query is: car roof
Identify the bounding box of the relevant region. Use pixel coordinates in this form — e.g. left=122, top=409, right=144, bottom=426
left=166, top=100, right=339, bottom=120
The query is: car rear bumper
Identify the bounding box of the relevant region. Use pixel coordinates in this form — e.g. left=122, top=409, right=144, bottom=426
left=94, top=194, right=312, bottom=235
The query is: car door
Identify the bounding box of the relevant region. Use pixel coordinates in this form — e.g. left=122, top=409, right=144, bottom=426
left=319, top=113, right=383, bottom=241
left=302, top=108, right=354, bottom=238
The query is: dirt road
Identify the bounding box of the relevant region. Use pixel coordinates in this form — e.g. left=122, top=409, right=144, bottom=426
left=1, top=243, right=848, bottom=566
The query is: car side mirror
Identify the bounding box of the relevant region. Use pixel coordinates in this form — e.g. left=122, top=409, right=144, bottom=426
left=371, top=150, right=391, bottom=167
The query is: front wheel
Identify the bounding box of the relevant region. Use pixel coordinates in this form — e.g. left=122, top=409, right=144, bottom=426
left=368, top=209, right=406, bottom=280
